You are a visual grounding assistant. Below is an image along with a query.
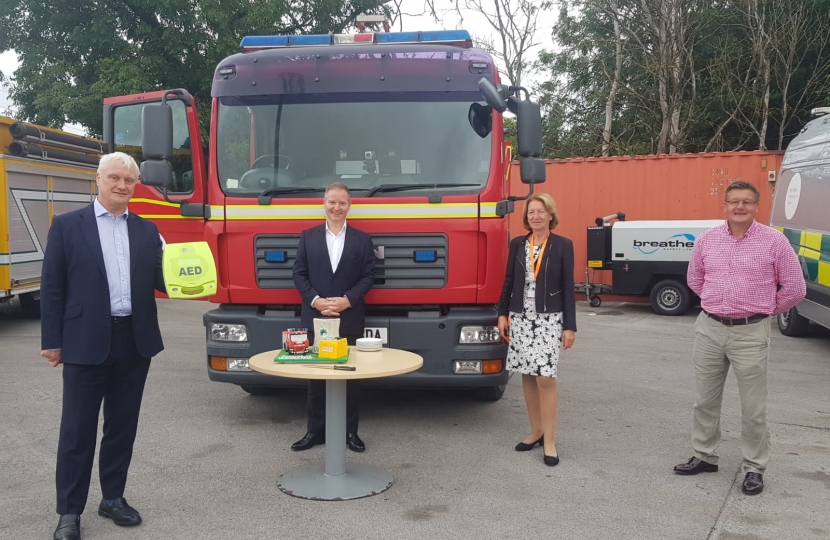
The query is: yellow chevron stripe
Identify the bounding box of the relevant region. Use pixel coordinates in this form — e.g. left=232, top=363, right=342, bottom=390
left=819, top=261, right=830, bottom=287
left=801, top=231, right=822, bottom=260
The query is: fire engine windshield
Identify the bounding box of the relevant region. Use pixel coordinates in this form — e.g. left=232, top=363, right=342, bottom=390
left=216, top=92, right=491, bottom=197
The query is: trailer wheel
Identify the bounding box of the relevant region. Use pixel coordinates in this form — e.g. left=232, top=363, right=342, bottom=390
left=777, top=307, right=810, bottom=337
left=475, top=384, right=506, bottom=402
left=649, top=280, right=691, bottom=316
left=19, top=292, right=41, bottom=319
left=589, top=296, right=602, bottom=308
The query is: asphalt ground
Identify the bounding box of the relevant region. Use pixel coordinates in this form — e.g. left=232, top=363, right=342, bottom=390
left=1, top=298, right=828, bottom=540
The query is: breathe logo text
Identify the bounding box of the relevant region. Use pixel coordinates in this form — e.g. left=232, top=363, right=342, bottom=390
left=633, top=234, right=696, bottom=255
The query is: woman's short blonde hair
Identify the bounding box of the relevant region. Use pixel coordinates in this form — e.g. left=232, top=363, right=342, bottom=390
left=522, top=193, right=560, bottom=231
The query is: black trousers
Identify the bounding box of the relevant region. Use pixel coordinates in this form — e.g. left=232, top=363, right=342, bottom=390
left=307, top=334, right=361, bottom=435
left=56, top=318, right=151, bottom=515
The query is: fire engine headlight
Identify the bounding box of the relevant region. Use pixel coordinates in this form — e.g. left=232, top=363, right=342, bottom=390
left=227, top=358, right=251, bottom=371
left=209, top=323, right=248, bottom=342
left=453, top=360, right=482, bottom=374
left=459, top=326, right=501, bottom=344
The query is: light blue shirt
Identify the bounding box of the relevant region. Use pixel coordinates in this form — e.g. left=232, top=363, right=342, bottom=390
left=94, top=198, right=131, bottom=316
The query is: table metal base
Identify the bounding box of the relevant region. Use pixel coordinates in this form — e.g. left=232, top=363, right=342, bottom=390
left=277, top=463, right=393, bottom=500
left=277, top=378, right=393, bottom=500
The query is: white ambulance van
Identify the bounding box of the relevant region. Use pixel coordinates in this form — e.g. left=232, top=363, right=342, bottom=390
left=770, top=107, right=830, bottom=336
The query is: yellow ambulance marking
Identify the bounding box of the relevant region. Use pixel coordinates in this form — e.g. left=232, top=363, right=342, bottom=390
left=799, top=231, right=822, bottom=260
left=819, top=261, right=830, bottom=287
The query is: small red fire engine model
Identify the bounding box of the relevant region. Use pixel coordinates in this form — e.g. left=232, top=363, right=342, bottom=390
left=282, top=329, right=310, bottom=355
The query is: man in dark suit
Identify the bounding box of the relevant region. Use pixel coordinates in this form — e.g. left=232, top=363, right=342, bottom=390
left=292, top=182, right=375, bottom=453
left=40, top=152, right=166, bottom=540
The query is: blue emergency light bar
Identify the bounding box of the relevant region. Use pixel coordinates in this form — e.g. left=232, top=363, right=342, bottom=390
left=240, top=30, right=472, bottom=51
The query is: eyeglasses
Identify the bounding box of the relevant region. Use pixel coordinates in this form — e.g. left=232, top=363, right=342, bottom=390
left=725, top=199, right=758, bottom=207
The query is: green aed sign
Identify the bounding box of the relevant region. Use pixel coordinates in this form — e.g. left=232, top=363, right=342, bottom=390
left=162, top=241, right=217, bottom=299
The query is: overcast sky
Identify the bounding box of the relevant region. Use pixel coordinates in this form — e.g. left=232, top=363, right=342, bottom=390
left=0, top=1, right=556, bottom=134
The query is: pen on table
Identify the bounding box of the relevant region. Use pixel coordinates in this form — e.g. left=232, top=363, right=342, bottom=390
left=302, top=365, right=356, bottom=371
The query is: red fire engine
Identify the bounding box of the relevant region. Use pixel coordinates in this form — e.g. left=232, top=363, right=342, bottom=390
left=283, top=329, right=310, bottom=355
left=103, top=28, right=545, bottom=400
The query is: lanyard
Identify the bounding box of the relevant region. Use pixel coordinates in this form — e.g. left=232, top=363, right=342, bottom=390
left=528, top=235, right=548, bottom=282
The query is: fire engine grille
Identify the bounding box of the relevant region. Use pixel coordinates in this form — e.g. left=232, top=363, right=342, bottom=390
left=255, top=233, right=448, bottom=289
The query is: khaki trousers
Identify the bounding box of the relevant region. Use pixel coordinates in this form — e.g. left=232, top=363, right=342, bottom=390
left=691, top=311, right=772, bottom=474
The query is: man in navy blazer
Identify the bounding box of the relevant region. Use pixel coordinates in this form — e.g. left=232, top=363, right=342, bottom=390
left=292, top=182, right=375, bottom=452
left=40, top=152, right=166, bottom=540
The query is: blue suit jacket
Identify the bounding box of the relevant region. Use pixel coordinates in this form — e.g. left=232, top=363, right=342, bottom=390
left=40, top=203, right=166, bottom=365
left=292, top=224, right=375, bottom=339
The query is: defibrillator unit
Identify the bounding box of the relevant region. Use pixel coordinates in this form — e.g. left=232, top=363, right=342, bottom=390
left=162, top=241, right=217, bottom=299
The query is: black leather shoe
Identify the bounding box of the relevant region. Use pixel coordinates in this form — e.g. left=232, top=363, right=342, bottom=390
left=53, top=514, right=80, bottom=540
left=515, top=435, right=544, bottom=451
left=97, top=497, right=141, bottom=527
left=673, top=457, right=718, bottom=475
left=742, top=472, right=764, bottom=495
left=291, top=432, right=324, bottom=451
left=543, top=446, right=559, bottom=466
left=543, top=455, right=560, bottom=466
left=347, top=432, right=365, bottom=453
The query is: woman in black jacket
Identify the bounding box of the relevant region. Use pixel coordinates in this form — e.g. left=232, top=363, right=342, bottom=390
left=497, top=193, right=577, bottom=466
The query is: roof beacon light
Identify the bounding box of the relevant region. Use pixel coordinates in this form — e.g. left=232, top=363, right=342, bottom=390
left=240, top=30, right=472, bottom=51
left=333, top=33, right=374, bottom=44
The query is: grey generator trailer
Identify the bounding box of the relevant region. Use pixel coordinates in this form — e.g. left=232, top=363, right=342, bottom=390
left=770, top=106, right=830, bottom=336
left=579, top=214, right=723, bottom=315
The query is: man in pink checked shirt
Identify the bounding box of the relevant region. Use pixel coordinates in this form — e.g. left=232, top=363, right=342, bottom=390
left=673, top=180, right=806, bottom=496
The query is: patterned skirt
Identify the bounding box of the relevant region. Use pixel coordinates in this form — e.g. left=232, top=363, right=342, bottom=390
left=506, top=287, right=564, bottom=378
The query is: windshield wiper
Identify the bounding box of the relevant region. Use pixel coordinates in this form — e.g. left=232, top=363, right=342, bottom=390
left=258, top=187, right=325, bottom=205
left=365, top=183, right=480, bottom=198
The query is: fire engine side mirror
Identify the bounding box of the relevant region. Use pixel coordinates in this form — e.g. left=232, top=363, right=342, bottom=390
left=139, top=100, right=174, bottom=188
left=141, top=102, right=174, bottom=160
left=520, top=157, right=546, bottom=184
left=512, top=99, right=543, bottom=158
left=478, top=78, right=508, bottom=113
left=139, top=160, right=174, bottom=188
left=468, top=102, right=492, bottom=138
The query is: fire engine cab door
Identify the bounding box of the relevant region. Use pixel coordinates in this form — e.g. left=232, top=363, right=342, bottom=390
left=103, top=89, right=209, bottom=246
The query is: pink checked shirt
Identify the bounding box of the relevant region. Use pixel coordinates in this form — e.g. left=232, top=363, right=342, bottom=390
left=687, top=221, right=806, bottom=318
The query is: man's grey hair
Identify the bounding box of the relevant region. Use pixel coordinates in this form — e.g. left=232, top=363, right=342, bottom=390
left=98, top=152, right=140, bottom=177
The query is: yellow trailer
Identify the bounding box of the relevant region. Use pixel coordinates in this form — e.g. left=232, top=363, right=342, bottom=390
left=0, top=116, right=104, bottom=317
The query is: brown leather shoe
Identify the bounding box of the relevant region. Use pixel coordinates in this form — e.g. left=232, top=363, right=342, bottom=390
left=742, top=472, right=763, bottom=495
left=673, top=457, right=718, bottom=475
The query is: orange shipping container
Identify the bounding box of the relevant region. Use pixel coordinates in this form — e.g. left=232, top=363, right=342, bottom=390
left=507, top=151, right=784, bottom=301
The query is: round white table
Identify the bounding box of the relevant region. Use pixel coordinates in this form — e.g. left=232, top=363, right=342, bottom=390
left=249, top=347, right=423, bottom=501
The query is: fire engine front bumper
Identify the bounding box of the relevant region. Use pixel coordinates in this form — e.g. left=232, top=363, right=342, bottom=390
left=203, top=304, right=510, bottom=390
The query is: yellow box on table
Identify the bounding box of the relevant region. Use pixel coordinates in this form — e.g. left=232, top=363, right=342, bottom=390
left=318, top=338, right=348, bottom=359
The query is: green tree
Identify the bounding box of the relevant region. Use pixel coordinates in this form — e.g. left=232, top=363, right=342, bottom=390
left=0, top=0, right=388, bottom=135
left=536, top=0, right=830, bottom=158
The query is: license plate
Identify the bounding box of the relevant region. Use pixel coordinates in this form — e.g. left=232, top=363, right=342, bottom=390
left=363, top=327, right=388, bottom=344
